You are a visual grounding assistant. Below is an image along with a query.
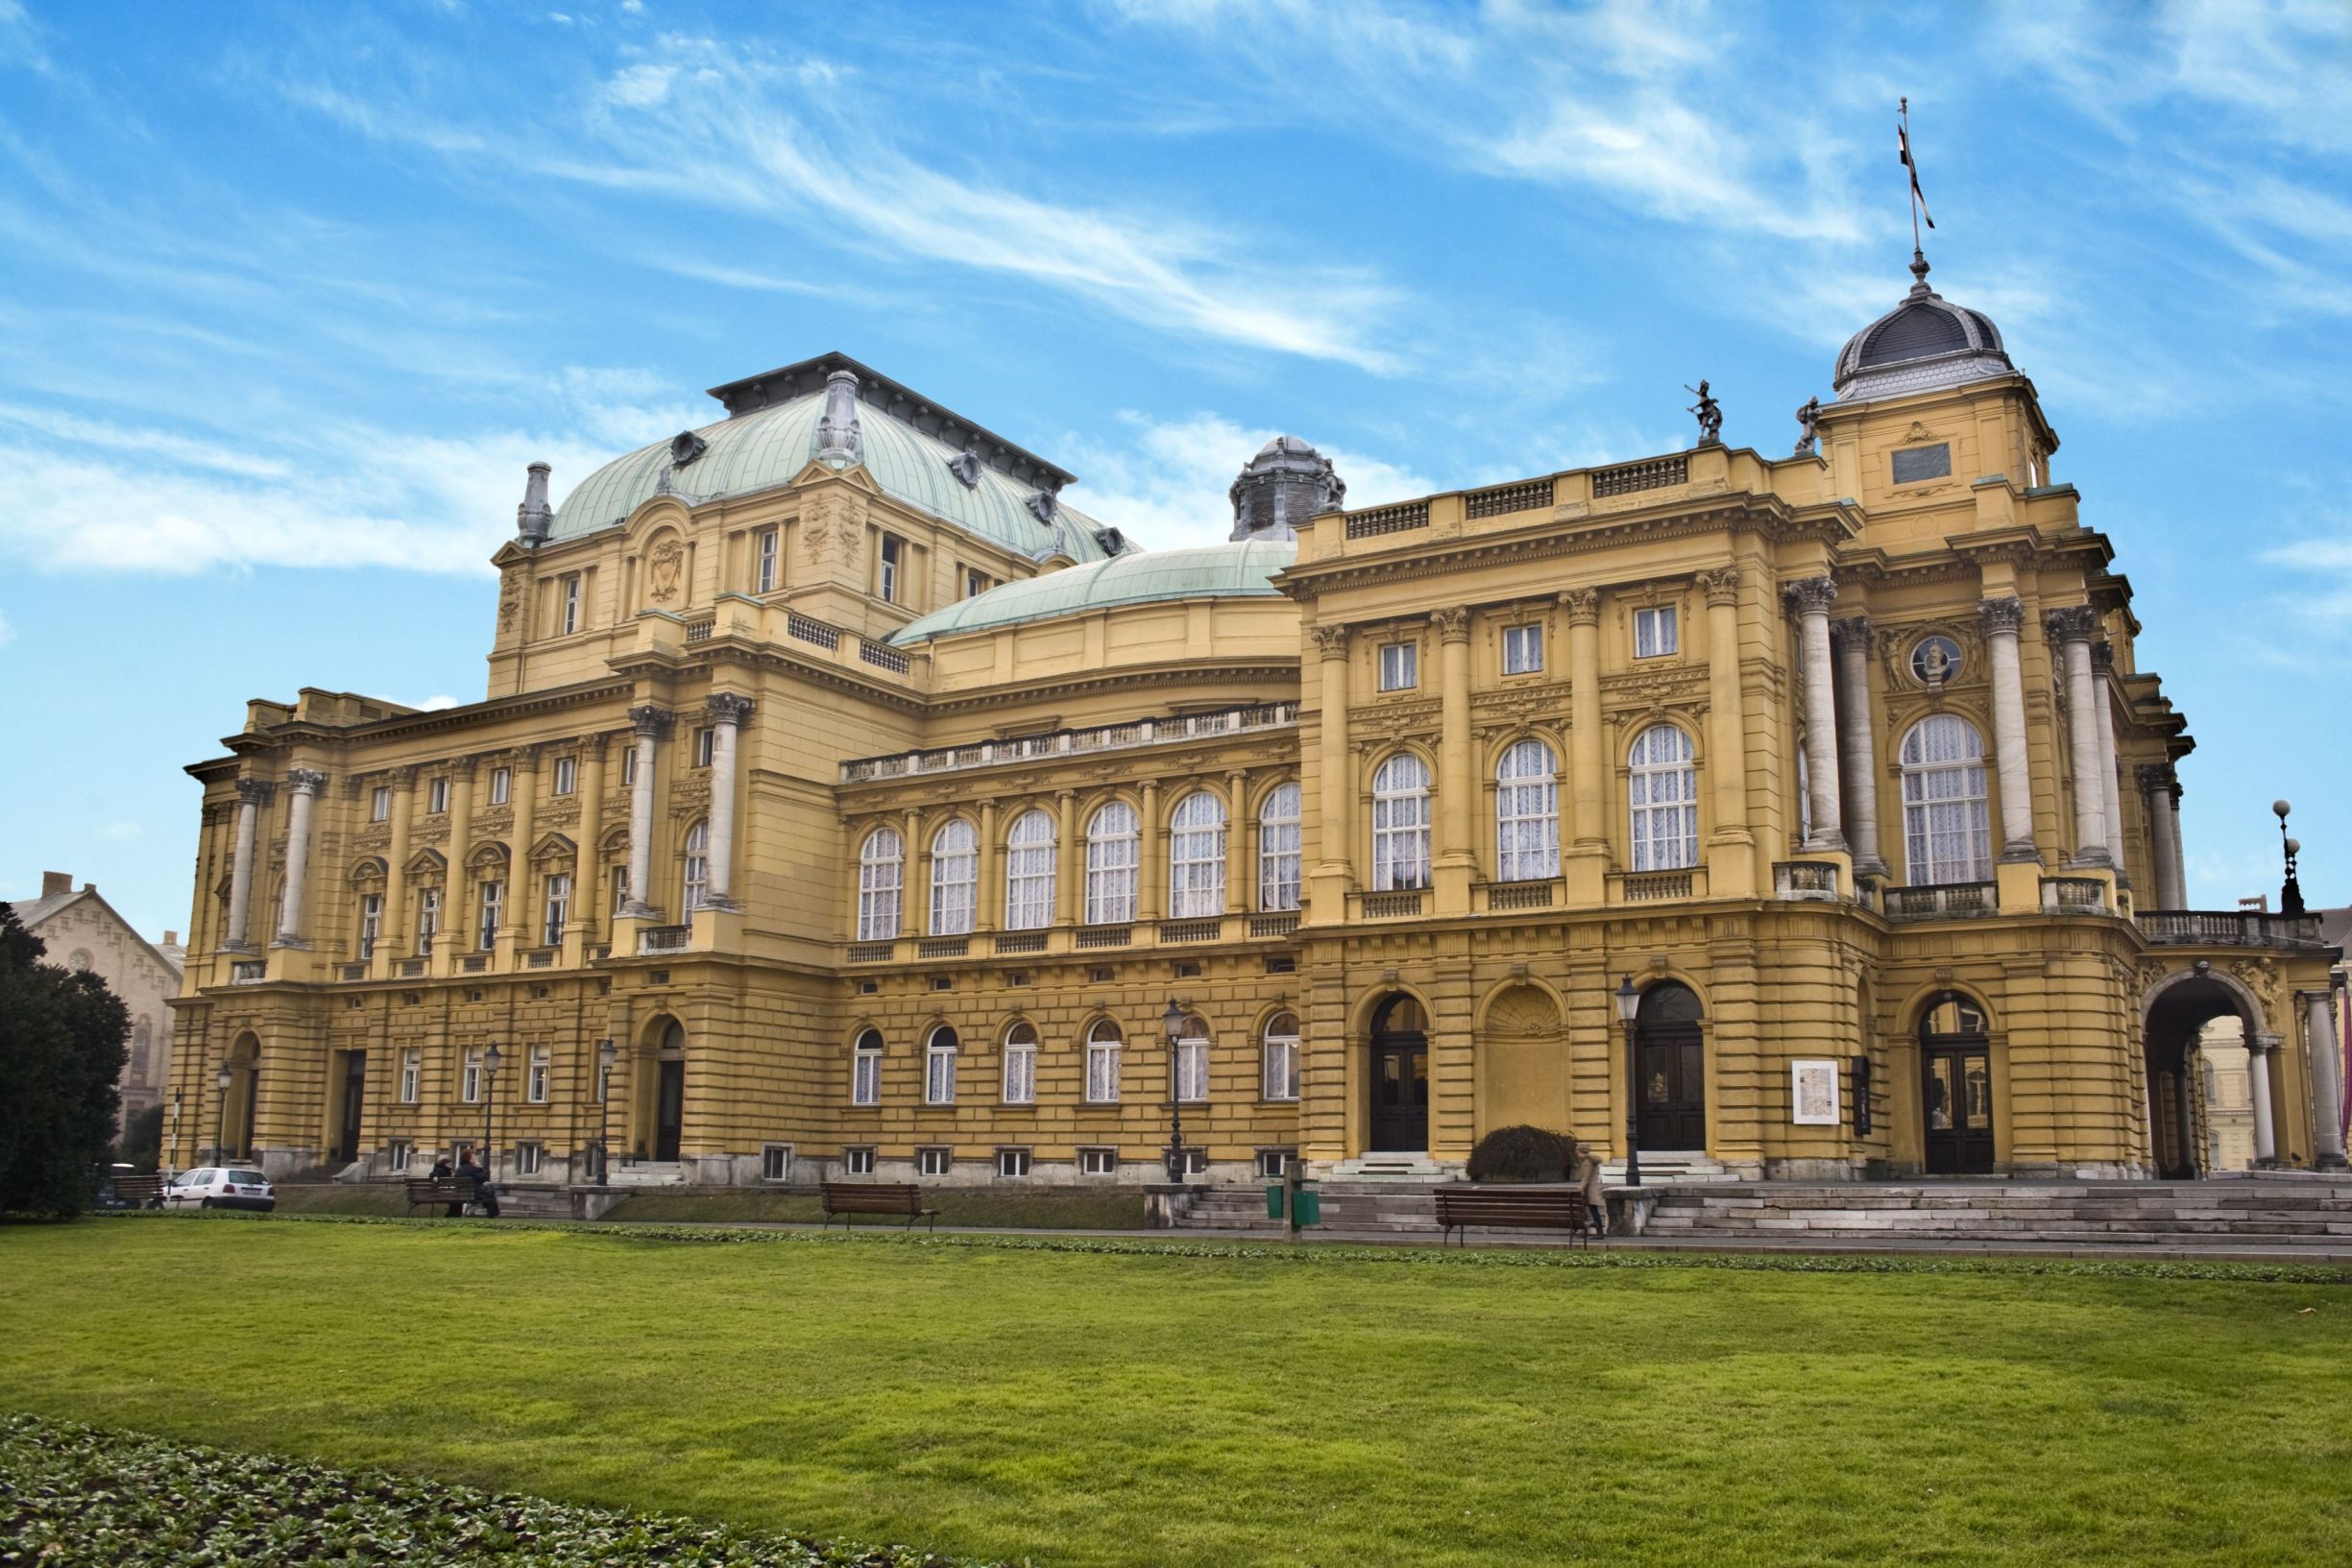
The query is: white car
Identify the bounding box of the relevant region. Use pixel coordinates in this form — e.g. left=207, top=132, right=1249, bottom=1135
left=165, top=1167, right=277, bottom=1213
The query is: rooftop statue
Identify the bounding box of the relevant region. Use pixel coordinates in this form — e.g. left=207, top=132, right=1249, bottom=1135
left=1685, top=380, right=1723, bottom=447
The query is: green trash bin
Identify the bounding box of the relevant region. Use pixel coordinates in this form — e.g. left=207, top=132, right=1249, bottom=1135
left=1293, top=1186, right=1321, bottom=1228
left=1265, top=1183, right=1285, bottom=1220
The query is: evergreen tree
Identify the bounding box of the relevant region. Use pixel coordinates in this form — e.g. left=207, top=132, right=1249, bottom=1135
left=0, top=905, right=131, bottom=1217
left=115, top=1103, right=165, bottom=1173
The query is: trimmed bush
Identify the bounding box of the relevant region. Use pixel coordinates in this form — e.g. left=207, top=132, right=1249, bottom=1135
left=1466, top=1124, right=1576, bottom=1183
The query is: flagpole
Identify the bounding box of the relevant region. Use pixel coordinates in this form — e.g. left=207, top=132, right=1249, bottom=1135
left=1902, top=97, right=1921, bottom=260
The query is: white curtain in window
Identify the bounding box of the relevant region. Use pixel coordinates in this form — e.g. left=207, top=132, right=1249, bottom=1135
left=682, top=820, right=709, bottom=912
left=1168, top=793, right=1226, bottom=918
left=1004, top=809, right=1055, bottom=929
left=857, top=830, right=903, bottom=941
left=930, top=819, right=979, bottom=935
left=1258, top=782, right=1302, bottom=912
left=1371, top=754, right=1431, bottom=891
left=1262, top=1011, right=1300, bottom=1100
left=852, top=1028, right=883, bottom=1105
left=1494, top=738, right=1560, bottom=882
left=1176, top=1015, right=1211, bottom=1102
left=1002, top=1022, right=1037, bottom=1103
left=1901, top=715, right=1993, bottom=884
left=1085, top=802, right=1139, bottom=924
left=925, top=1025, right=958, bottom=1104
left=1629, top=726, right=1699, bottom=871
left=1085, top=1020, right=1123, bottom=1102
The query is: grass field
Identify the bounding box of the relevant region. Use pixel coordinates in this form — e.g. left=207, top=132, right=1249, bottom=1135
left=266, top=1182, right=1151, bottom=1228
left=5, top=1218, right=2349, bottom=1567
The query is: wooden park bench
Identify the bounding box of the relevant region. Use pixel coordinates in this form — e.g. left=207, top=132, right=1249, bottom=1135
left=820, top=1181, right=937, bottom=1232
left=404, top=1176, right=482, bottom=1214
left=109, top=1174, right=165, bottom=1209
left=1434, top=1186, right=1591, bottom=1248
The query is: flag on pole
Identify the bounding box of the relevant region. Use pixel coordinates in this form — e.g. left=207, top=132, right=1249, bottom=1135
left=1898, top=104, right=1935, bottom=230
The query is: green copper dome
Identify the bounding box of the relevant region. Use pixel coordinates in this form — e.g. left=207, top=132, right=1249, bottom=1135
left=892, top=540, right=1297, bottom=643
left=552, top=377, right=1118, bottom=565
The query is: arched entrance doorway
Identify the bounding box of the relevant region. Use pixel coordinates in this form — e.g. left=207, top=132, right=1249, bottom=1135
left=1635, top=982, right=1705, bottom=1151
left=1919, top=993, right=1994, bottom=1174
left=223, top=1032, right=261, bottom=1163
left=2144, top=974, right=2261, bottom=1178
left=653, top=1019, right=686, bottom=1162
left=1367, top=995, right=1429, bottom=1152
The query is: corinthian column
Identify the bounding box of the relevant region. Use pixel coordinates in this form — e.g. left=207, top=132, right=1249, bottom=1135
left=2246, top=1034, right=2279, bottom=1166
left=621, top=705, right=670, bottom=919
left=2140, top=764, right=2184, bottom=908
left=1309, top=624, right=1352, bottom=907
left=224, top=779, right=273, bottom=952
left=704, top=693, right=753, bottom=909
left=2045, top=606, right=2110, bottom=868
left=1782, top=577, right=1844, bottom=852
left=2303, top=991, right=2347, bottom=1170
left=2091, top=642, right=2128, bottom=885
left=272, top=768, right=327, bottom=947
left=1434, top=606, right=1474, bottom=912
left=1831, top=615, right=1886, bottom=880
left=1978, top=598, right=2038, bottom=860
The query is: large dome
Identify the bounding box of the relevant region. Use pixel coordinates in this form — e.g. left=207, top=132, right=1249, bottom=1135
left=550, top=360, right=1121, bottom=564
left=1832, top=259, right=2014, bottom=402
left=891, top=539, right=1296, bottom=643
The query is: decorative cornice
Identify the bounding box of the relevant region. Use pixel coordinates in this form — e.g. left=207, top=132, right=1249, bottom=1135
left=1977, top=596, right=2025, bottom=637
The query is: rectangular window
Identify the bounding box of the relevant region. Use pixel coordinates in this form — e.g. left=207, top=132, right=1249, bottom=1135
left=357, top=893, right=381, bottom=959
left=611, top=866, right=631, bottom=916
left=1891, top=442, right=1952, bottom=484
left=1086, top=1039, right=1122, bottom=1103
left=461, top=1048, right=483, bottom=1105
left=371, top=786, right=392, bottom=822
left=415, top=887, right=439, bottom=955
left=916, top=1146, right=952, bottom=1177
left=1079, top=1146, right=1117, bottom=1177
left=1005, top=824, right=1055, bottom=931
left=1635, top=605, right=1679, bottom=659
left=880, top=535, right=904, bottom=603
left=1378, top=640, right=1418, bottom=691
left=478, top=880, right=503, bottom=951
left=388, top=1139, right=413, bottom=1173
left=516, top=1142, right=543, bottom=1176
left=1176, top=1037, right=1209, bottom=1103
left=694, top=728, right=715, bottom=769
left=428, top=778, right=450, bottom=814
left=543, top=874, right=570, bottom=948
left=526, top=1045, right=550, bottom=1104
left=762, top=1145, right=791, bottom=1181
left=996, top=1147, right=1031, bottom=1178
left=489, top=767, right=512, bottom=806
left=1181, top=1148, right=1209, bottom=1177
left=1003, top=1039, right=1035, bottom=1104
left=621, top=748, right=638, bottom=786
left=756, top=528, right=780, bottom=594
left=560, top=574, right=581, bottom=636
left=552, top=757, right=576, bottom=796
left=843, top=1146, right=876, bottom=1176
left=1257, top=1149, right=1291, bottom=1179
left=1503, top=622, right=1543, bottom=675
left=852, top=1048, right=881, bottom=1106
left=399, top=1048, right=421, bottom=1104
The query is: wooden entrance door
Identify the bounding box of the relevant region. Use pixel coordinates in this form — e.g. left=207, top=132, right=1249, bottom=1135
left=335, top=1052, right=365, bottom=1164
left=1368, top=994, right=1430, bottom=1152
left=1922, top=1046, right=1994, bottom=1173
left=1634, top=982, right=1707, bottom=1151
left=655, top=1059, right=685, bottom=1161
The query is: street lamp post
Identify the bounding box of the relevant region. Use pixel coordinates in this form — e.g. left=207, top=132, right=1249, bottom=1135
left=2275, top=799, right=2306, bottom=918
left=1162, top=999, right=1187, bottom=1185
left=481, top=1043, right=503, bottom=1181
left=169, top=1090, right=182, bottom=1174
left=595, top=1038, right=618, bottom=1185
left=1615, top=975, right=1642, bottom=1189
left=213, top=1064, right=232, bottom=1166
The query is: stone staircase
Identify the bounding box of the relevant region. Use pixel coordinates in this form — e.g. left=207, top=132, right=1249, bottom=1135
left=493, top=1184, right=574, bottom=1219
left=603, top=1161, right=690, bottom=1188
left=1637, top=1179, right=2352, bottom=1246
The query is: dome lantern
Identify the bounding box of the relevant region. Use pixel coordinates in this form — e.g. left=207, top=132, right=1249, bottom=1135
left=1228, top=435, right=1345, bottom=543
left=1831, top=254, right=2015, bottom=403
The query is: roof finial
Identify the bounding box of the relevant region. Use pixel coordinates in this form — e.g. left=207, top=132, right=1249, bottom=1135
left=1899, top=96, right=1937, bottom=297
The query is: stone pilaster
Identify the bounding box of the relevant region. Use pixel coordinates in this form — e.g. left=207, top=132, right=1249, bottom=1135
left=1561, top=589, right=1605, bottom=904
left=1309, top=623, right=1353, bottom=918
left=2091, top=641, right=2129, bottom=886
left=1433, top=606, right=1474, bottom=914
left=703, top=693, right=753, bottom=910
left=2044, top=606, right=2110, bottom=868
left=2304, top=991, right=2348, bottom=1170
left=619, top=706, right=669, bottom=921
left=2246, top=1032, right=2280, bottom=1166
left=1978, top=598, right=2039, bottom=860
left=1697, top=567, right=1754, bottom=897
left=1830, top=614, right=1887, bottom=880
left=1782, top=577, right=1844, bottom=852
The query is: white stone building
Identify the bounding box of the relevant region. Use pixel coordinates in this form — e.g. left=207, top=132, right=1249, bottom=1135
left=5, top=871, right=183, bottom=1143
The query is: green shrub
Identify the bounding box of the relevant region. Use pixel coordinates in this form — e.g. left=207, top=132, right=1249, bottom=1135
left=1466, top=1124, right=1576, bottom=1183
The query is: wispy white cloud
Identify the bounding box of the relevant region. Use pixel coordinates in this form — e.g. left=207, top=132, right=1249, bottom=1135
left=98, top=820, right=142, bottom=842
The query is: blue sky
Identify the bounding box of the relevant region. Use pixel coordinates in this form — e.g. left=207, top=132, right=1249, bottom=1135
left=4, top=0, right=2349, bottom=940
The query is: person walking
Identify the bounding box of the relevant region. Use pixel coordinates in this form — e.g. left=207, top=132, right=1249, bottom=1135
left=1575, top=1146, right=1608, bottom=1239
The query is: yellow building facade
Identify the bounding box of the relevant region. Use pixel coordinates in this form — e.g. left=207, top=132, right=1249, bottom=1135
left=171, top=275, right=2350, bottom=1190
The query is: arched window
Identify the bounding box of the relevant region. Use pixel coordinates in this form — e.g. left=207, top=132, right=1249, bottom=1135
left=1176, top=1013, right=1211, bottom=1103
left=851, top=1027, right=884, bottom=1105
left=930, top=819, right=979, bottom=935
left=1258, top=782, right=1301, bottom=912
left=1085, top=1018, right=1124, bottom=1103
left=1002, top=1021, right=1038, bottom=1103
left=1262, top=1010, right=1300, bottom=1101
left=1628, top=726, right=1698, bottom=872
left=1004, top=809, right=1055, bottom=930
left=132, top=1018, right=153, bottom=1078
left=1169, top=793, right=1226, bottom=918
left=1085, top=802, right=1139, bottom=925
left=1494, top=738, right=1560, bottom=882
left=1371, top=753, right=1431, bottom=891
left=856, top=829, right=903, bottom=942
left=1901, top=715, right=1992, bottom=884
left=925, top=1025, right=959, bottom=1105
left=680, top=820, right=710, bottom=913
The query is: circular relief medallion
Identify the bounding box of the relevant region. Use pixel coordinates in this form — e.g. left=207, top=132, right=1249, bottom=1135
left=1910, top=634, right=1962, bottom=688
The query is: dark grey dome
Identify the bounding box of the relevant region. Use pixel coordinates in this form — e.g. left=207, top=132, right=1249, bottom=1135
left=1228, top=434, right=1345, bottom=542
left=1833, top=259, right=2014, bottom=402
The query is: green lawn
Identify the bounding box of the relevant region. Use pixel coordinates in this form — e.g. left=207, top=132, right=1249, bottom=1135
left=4, top=1219, right=2348, bottom=1567
left=267, top=1182, right=1150, bottom=1228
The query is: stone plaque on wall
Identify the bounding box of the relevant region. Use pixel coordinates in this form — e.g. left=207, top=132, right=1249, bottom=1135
left=1890, top=443, right=1952, bottom=484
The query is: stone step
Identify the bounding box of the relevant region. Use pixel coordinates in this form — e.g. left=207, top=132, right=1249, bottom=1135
left=603, top=1162, right=690, bottom=1188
